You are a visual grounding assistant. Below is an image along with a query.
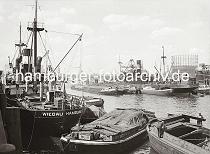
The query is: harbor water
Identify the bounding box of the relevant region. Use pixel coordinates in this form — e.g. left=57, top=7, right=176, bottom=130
left=68, top=88, right=210, bottom=154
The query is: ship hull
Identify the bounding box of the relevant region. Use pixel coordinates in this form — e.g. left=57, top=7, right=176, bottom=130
left=141, top=88, right=173, bottom=96
left=64, top=129, right=148, bottom=154
left=99, top=91, right=118, bottom=95
left=152, top=83, right=198, bottom=95
left=148, top=125, right=210, bottom=154
left=6, top=98, right=82, bottom=150
left=23, top=108, right=82, bottom=150
left=169, top=84, right=198, bottom=95
left=148, top=131, right=186, bottom=154
left=171, top=87, right=197, bottom=94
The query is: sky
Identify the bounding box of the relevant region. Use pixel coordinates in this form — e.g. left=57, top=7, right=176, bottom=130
left=0, top=0, right=210, bottom=74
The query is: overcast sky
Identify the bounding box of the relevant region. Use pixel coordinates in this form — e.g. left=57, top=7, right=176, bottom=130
left=0, top=0, right=210, bottom=74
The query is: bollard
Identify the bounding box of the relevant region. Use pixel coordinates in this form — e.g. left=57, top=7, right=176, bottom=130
left=0, top=144, right=16, bottom=154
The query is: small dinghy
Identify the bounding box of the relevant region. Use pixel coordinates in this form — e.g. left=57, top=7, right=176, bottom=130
left=147, top=114, right=210, bottom=154
left=197, top=85, right=210, bottom=95
left=99, top=86, right=127, bottom=95
left=61, top=108, right=154, bottom=154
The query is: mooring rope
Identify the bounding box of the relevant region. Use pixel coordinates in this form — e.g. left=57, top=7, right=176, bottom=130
left=27, top=111, right=37, bottom=150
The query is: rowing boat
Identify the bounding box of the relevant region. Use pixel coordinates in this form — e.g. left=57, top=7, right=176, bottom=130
left=147, top=114, right=210, bottom=154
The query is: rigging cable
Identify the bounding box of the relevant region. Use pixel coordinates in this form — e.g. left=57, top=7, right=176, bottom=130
left=47, top=30, right=81, bottom=37
left=45, top=30, right=81, bottom=71
left=38, top=31, right=54, bottom=71
left=28, top=33, right=34, bottom=72
left=11, top=47, right=19, bottom=64
left=45, top=31, right=57, bottom=70
left=38, top=31, right=49, bottom=57
left=26, top=31, right=33, bottom=47
left=53, top=33, right=83, bottom=72
left=36, top=4, right=55, bottom=72
left=36, top=4, right=55, bottom=69
left=27, top=111, right=36, bottom=150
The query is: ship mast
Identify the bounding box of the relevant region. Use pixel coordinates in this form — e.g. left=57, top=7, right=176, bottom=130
left=15, top=23, right=27, bottom=73
left=15, top=23, right=24, bottom=57
left=27, top=0, right=44, bottom=73
left=19, top=23, right=22, bottom=56
left=34, top=0, right=38, bottom=72
left=161, top=46, right=166, bottom=75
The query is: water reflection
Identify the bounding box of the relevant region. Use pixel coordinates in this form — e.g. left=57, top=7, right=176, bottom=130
left=67, top=89, right=210, bottom=154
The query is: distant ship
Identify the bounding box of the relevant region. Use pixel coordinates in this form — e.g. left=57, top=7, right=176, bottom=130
left=145, top=46, right=198, bottom=96
left=149, top=82, right=198, bottom=96
left=141, top=86, right=173, bottom=96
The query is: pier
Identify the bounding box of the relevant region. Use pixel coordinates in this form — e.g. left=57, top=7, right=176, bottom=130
left=0, top=83, right=16, bottom=154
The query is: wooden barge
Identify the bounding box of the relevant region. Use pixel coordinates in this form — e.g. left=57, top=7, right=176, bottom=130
left=61, top=108, right=155, bottom=154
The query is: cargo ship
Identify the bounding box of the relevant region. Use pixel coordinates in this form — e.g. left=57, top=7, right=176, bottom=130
left=2, top=0, right=84, bottom=151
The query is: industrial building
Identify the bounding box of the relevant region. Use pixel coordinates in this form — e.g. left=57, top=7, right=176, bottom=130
left=196, top=63, right=210, bottom=85
left=171, top=55, right=198, bottom=77
left=170, top=55, right=210, bottom=85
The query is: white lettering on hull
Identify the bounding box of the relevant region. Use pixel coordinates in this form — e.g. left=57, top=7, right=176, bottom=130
left=41, top=111, right=81, bottom=117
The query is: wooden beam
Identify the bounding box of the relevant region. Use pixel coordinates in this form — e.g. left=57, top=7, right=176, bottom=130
left=0, top=110, right=6, bottom=145
left=5, top=107, right=22, bottom=154
left=182, top=114, right=206, bottom=121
